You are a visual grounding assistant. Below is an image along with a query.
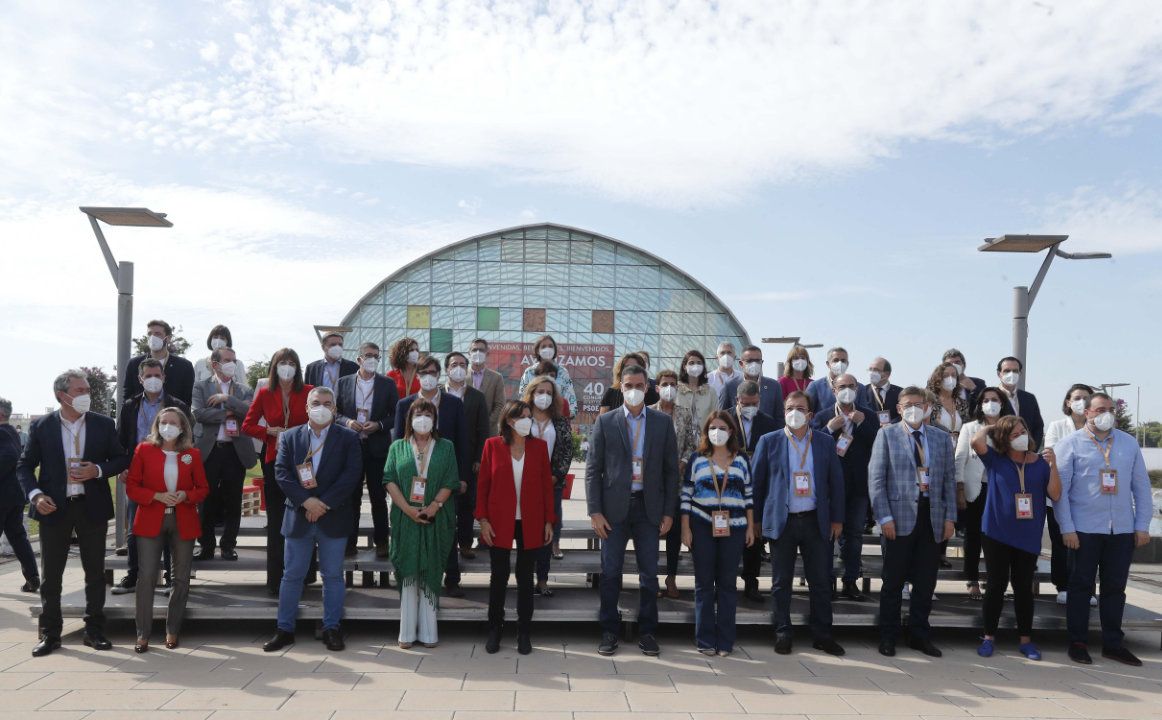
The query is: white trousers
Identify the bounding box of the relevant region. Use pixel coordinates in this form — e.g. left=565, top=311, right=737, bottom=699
left=399, top=583, right=438, bottom=644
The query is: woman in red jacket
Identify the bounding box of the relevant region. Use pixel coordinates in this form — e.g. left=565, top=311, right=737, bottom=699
left=243, top=348, right=313, bottom=594
left=476, top=400, right=555, bottom=656
left=386, top=337, right=421, bottom=399
left=126, top=408, right=209, bottom=652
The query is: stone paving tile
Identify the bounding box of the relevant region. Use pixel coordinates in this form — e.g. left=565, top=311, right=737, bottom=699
left=399, top=690, right=515, bottom=712
left=516, top=654, right=617, bottom=675
left=452, top=712, right=572, bottom=720
left=244, top=671, right=362, bottom=691
left=944, top=696, right=1082, bottom=717
left=0, top=670, right=47, bottom=688
left=3, top=713, right=91, bottom=720
left=282, top=689, right=405, bottom=710
left=840, top=694, right=968, bottom=716
left=569, top=674, right=677, bottom=692
left=627, top=690, right=745, bottom=712
left=136, top=671, right=263, bottom=690
left=417, top=654, right=516, bottom=674
left=733, top=693, right=856, bottom=714
left=115, top=651, right=229, bottom=673
left=574, top=713, right=694, bottom=720
left=613, top=655, right=716, bottom=675
left=163, top=689, right=294, bottom=710
left=669, top=674, right=778, bottom=694
left=332, top=712, right=452, bottom=720
left=2, top=689, right=72, bottom=711
left=1048, top=698, right=1162, bottom=720
left=43, top=688, right=184, bottom=710
left=6, top=649, right=128, bottom=672
left=968, top=679, right=1095, bottom=700
left=84, top=712, right=213, bottom=720
left=461, top=672, right=569, bottom=690
left=317, top=652, right=423, bottom=672
left=27, top=670, right=154, bottom=689
left=208, top=712, right=334, bottom=720
left=515, top=689, right=627, bottom=711
left=355, top=672, right=466, bottom=690
left=869, top=676, right=993, bottom=697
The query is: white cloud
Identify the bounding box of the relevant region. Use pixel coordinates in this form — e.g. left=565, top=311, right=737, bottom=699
left=1039, top=185, right=1162, bottom=255
left=199, top=41, right=220, bottom=63
left=457, top=196, right=482, bottom=215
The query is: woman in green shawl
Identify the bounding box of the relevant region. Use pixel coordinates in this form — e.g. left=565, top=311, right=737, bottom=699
left=383, top=397, right=459, bottom=649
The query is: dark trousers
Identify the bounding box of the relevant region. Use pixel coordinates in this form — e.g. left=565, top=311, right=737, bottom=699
left=691, top=520, right=745, bottom=651
left=536, top=484, right=564, bottom=583
left=1046, top=506, right=1071, bottom=592
left=879, top=500, right=939, bottom=643
left=126, top=499, right=171, bottom=582
left=599, top=498, right=659, bottom=635
left=663, top=520, right=682, bottom=576
left=836, top=490, right=868, bottom=582
left=200, top=443, right=246, bottom=553
left=961, top=484, right=987, bottom=583
left=263, top=459, right=287, bottom=590
left=981, top=535, right=1037, bottom=636
left=1068, top=531, right=1134, bottom=649
left=740, top=539, right=762, bottom=589
left=771, top=511, right=833, bottom=641
left=38, top=499, right=107, bottom=639
left=488, top=520, right=535, bottom=632
left=455, top=474, right=477, bottom=549
left=348, top=449, right=388, bottom=548
left=1, top=503, right=38, bottom=582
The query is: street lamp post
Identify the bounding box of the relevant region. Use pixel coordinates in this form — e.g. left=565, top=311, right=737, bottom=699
left=979, top=235, right=1112, bottom=391
left=80, top=207, right=173, bottom=547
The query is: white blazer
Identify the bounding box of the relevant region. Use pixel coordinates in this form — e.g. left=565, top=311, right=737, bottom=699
left=954, top=419, right=989, bottom=502
left=1045, top=416, right=1083, bottom=449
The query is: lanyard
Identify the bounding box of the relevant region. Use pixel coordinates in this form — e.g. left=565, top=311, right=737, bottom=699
left=356, top=380, right=373, bottom=412
left=784, top=429, right=810, bottom=470
left=304, top=432, right=325, bottom=462
left=627, top=412, right=644, bottom=456
left=1086, top=431, right=1113, bottom=468
left=833, top=403, right=854, bottom=429
left=906, top=424, right=927, bottom=466
left=281, top=389, right=292, bottom=426
left=62, top=417, right=84, bottom=456
left=1013, top=457, right=1027, bottom=494
left=869, top=384, right=885, bottom=411
left=710, top=455, right=734, bottom=505
left=789, top=376, right=808, bottom=392
left=411, top=439, right=431, bottom=478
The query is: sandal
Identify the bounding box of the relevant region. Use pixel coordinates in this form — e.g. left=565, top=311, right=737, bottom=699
left=134, top=638, right=149, bottom=654
left=165, top=635, right=179, bottom=650
left=967, top=582, right=982, bottom=601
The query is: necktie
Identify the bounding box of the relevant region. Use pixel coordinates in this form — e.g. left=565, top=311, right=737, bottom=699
left=912, top=430, right=923, bottom=466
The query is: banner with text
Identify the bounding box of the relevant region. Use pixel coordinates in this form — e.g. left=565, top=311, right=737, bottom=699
left=489, top=342, right=614, bottom=432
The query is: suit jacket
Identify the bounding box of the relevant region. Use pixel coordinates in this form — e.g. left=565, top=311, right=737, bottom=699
left=393, top=392, right=471, bottom=486
left=191, top=378, right=257, bottom=467
left=125, top=443, right=210, bottom=540
left=335, top=372, right=398, bottom=458
left=475, top=436, right=556, bottom=549
left=274, top=423, right=363, bottom=538
left=719, top=375, right=786, bottom=421
left=304, top=357, right=359, bottom=389
left=585, top=407, right=679, bottom=526
left=857, top=383, right=902, bottom=423
left=0, top=424, right=23, bottom=506
left=472, top=367, right=507, bottom=436
left=1011, top=389, right=1045, bottom=450
left=118, top=392, right=193, bottom=462
left=17, top=411, right=130, bottom=524
left=123, top=353, right=196, bottom=407
left=810, top=403, right=880, bottom=496
left=752, top=429, right=845, bottom=542
left=739, top=409, right=781, bottom=459
left=805, top=376, right=861, bottom=415
left=242, top=384, right=314, bottom=464
left=460, top=386, right=491, bottom=470
left=868, top=421, right=956, bottom=541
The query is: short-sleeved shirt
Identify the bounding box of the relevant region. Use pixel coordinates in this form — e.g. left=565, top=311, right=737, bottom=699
left=980, top=447, right=1051, bottom=556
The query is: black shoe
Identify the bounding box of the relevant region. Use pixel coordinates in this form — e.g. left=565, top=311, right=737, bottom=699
left=743, top=581, right=763, bottom=603
left=1101, top=646, right=1142, bottom=667
left=1068, top=643, right=1093, bottom=665
left=774, top=635, right=792, bottom=655
left=460, top=547, right=477, bottom=560
left=82, top=630, right=112, bottom=651
left=114, top=546, right=128, bottom=556
left=878, top=640, right=896, bottom=657
left=939, top=558, right=953, bottom=569
left=220, top=548, right=238, bottom=561
left=31, top=636, right=61, bottom=657
left=194, top=549, right=214, bottom=561
left=485, top=625, right=503, bottom=654
left=907, top=637, right=942, bottom=658
left=321, top=628, right=345, bottom=651
left=638, top=634, right=660, bottom=656
left=597, top=632, right=619, bottom=656
left=111, top=575, right=137, bottom=595
left=21, top=578, right=41, bottom=593
left=267, top=585, right=280, bottom=597
left=375, top=542, right=389, bottom=559
left=444, top=583, right=466, bottom=599
left=517, top=632, right=532, bottom=655
left=812, top=638, right=845, bottom=656
left=263, top=630, right=295, bottom=652
left=840, top=581, right=866, bottom=602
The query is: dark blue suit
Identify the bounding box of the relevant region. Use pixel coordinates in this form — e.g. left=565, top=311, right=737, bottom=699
left=811, top=404, right=880, bottom=582
left=0, top=423, right=37, bottom=585
left=857, top=383, right=901, bottom=424
left=719, top=375, right=785, bottom=423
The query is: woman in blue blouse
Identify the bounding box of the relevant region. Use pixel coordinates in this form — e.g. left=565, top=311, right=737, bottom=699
left=971, top=415, right=1061, bottom=661
left=681, top=410, right=755, bottom=656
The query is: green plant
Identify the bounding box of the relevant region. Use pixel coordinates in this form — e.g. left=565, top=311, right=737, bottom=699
left=132, top=326, right=191, bottom=357
left=1149, top=470, right=1162, bottom=489
left=247, top=357, right=271, bottom=388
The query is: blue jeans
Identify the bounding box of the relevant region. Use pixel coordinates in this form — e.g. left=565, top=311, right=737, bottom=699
left=835, top=492, right=868, bottom=583
left=771, top=511, right=833, bottom=641
left=536, top=484, right=565, bottom=583
left=690, top=519, right=745, bottom=652
left=599, top=498, right=659, bottom=636
left=1067, top=531, right=1134, bottom=648
left=277, top=524, right=347, bottom=632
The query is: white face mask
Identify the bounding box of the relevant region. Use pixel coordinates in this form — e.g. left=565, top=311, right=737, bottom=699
left=1002, top=371, right=1020, bottom=387
left=68, top=393, right=92, bottom=414
left=407, top=350, right=420, bottom=364
left=836, top=388, right=856, bottom=405
left=538, top=346, right=555, bottom=360
left=210, top=337, right=227, bottom=351
left=219, top=361, right=237, bottom=377
left=1010, top=434, right=1030, bottom=451
left=448, top=366, right=467, bottom=383
left=360, top=357, right=379, bottom=373
left=941, top=376, right=958, bottom=392
left=867, top=371, right=882, bottom=385
left=743, top=361, right=762, bottom=377
left=1070, top=399, right=1087, bottom=415
left=158, top=422, right=180, bottom=441
left=739, top=405, right=758, bottom=420
left=830, top=360, right=848, bottom=376
left=659, top=385, right=677, bottom=402
left=533, top=392, right=553, bottom=410
left=686, top=363, right=704, bottom=378
left=411, top=415, right=434, bottom=434
left=923, top=406, right=933, bottom=420
left=512, top=417, right=533, bottom=436
left=622, top=388, right=645, bottom=407
left=419, top=374, right=439, bottom=392
left=981, top=400, right=1002, bottom=418
left=784, top=409, right=807, bottom=430
left=142, top=377, right=164, bottom=394
left=147, top=335, right=166, bottom=352
left=1093, top=411, right=1115, bottom=432
left=718, top=354, right=735, bottom=371
left=791, top=358, right=808, bottom=373
left=308, top=405, right=333, bottom=425
left=469, top=350, right=487, bottom=365
left=902, top=406, right=926, bottom=427
left=277, top=363, right=297, bottom=381
left=951, top=362, right=965, bottom=376
left=708, top=428, right=730, bottom=446
left=326, top=345, right=344, bottom=361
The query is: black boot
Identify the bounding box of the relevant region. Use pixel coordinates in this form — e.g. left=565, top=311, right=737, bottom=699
left=517, top=631, right=532, bottom=655
left=485, top=624, right=503, bottom=654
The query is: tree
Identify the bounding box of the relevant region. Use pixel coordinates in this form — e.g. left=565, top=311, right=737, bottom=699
left=80, top=366, right=115, bottom=417
left=1134, top=421, right=1162, bottom=448
left=1114, top=398, right=1133, bottom=433
left=247, top=357, right=271, bottom=389
left=132, top=325, right=192, bottom=357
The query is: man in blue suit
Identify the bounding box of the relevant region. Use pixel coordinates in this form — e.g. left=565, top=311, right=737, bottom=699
left=753, top=390, right=845, bottom=656
left=263, top=387, right=362, bottom=653
left=734, top=381, right=782, bottom=603
left=719, top=345, right=785, bottom=422
left=869, top=386, right=957, bottom=658
left=806, top=346, right=860, bottom=413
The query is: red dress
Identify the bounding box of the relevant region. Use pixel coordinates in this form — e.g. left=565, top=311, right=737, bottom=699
left=474, top=436, right=556, bottom=549
left=125, top=443, right=210, bottom=540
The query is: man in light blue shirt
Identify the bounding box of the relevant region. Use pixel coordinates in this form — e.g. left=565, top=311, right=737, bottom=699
left=1054, top=392, right=1152, bottom=667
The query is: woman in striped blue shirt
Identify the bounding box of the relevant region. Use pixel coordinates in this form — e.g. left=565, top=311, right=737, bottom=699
left=681, top=410, right=756, bottom=656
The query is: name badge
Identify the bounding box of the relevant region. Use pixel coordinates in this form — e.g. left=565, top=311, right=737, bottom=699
left=917, top=466, right=930, bottom=493
left=878, top=410, right=891, bottom=426
left=67, top=457, right=85, bottom=494
left=224, top=417, right=239, bottom=437
left=712, top=510, right=730, bottom=537
left=68, top=457, right=83, bottom=472
left=793, top=471, right=811, bottom=497
left=632, top=456, right=643, bottom=482
left=410, top=476, right=427, bottom=504
left=1015, top=493, right=1033, bottom=520
left=357, top=408, right=369, bottom=424
left=1100, top=468, right=1117, bottom=494
left=297, top=462, right=317, bottom=489
left=836, top=432, right=852, bottom=457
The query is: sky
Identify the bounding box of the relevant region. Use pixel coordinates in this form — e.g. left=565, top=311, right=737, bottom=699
left=2, top=0, right=1160, bottom=422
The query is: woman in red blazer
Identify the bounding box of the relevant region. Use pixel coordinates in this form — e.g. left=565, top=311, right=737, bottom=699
left=386, top=336, right=421, bottom=399
left=125, top=408, right=209, bottom=653
left=476, top=400, right=555, bottom=656
left=242, top=348, right=313, bottom=594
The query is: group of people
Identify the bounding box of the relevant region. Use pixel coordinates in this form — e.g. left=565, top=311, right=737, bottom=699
left=2, top=324, right=1153, bottom=668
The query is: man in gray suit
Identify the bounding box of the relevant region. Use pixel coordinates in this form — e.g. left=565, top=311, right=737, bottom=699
left=587, top=364, right=678, bottom=657
left=468, top=338, right=507, bottom=435
left=868, top=385, right=956, bottom=658
left=192, top=347, right=257, bottom=561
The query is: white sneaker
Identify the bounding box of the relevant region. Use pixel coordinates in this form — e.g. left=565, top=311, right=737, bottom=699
left=902, top=583, right=911, bottom=600
left=1090, top=595, right=1098, bottom=607
left=1056, top=591, right=1068, bottom=605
